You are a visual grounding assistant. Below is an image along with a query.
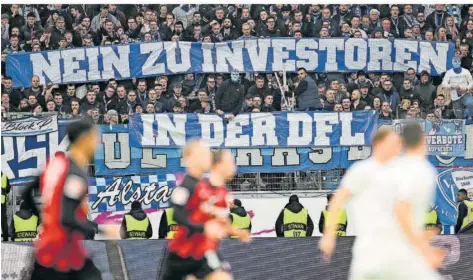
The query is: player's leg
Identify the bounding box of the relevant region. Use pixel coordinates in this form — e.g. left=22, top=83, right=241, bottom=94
left=160, top=252, right=198, bottom=280
left=196, top=251, right=232, bottom=280
left=74, top=258, right=103, bottom=280
left=30, top=262, right=69, bottom=280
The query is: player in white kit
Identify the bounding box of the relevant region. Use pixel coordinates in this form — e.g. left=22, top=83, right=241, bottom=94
left=379, top=123, right=444, bottom=280
left=319, top=127, right=402, bottom=277
left=320, top=124, right=445, bottom=280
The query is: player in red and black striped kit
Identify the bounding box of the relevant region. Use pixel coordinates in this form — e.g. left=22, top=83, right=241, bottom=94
left=22, top=119, right=118, bottom=280
left=161, top=142, right=251, bottom=280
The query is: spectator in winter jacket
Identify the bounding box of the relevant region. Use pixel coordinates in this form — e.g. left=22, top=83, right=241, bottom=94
left=81, top=90, right=104, bottom=115
left=416, top=71, right=437, bottom=110
left=90, top=5, right=121, bottom=33
left=20, top=12, right=44, bottom=47
left=294, top=68, right=323, bottom=111
left=215, top=71, right=245, bottom=119
left=376, top=80, right=401, bottom=113
left=2, top=76, right=22, bottom=108
left=247, top=76, right=270, bottom=99
left=400, top=79, right=421, bottom=102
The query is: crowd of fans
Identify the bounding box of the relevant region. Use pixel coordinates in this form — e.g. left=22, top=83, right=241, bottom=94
left=1, top=4, right=473, bottom=124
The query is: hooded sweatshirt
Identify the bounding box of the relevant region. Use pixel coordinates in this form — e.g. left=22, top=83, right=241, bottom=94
left=275, top=197, right=314, bottom=237
left=415, top=79, right=437, bottom=109
left=120, top=202, right=153, bottom=239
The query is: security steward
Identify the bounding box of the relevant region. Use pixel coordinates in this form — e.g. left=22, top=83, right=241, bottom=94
left=424, top=207, right=442, bottom=234
left=158, top=207, right=178, bottom=239
left=319, top=194, right=348, bottom=236
left=456, top=188, right=473, bottom=234
left=10, top=201, right=40, bottom=241
left=120, top=201, right=153, bottom=239
left=229, top=199, right=251, bottom=238
left=2, top=172, right=11, bottom=241
left=275, top=195, right=314, bottom=237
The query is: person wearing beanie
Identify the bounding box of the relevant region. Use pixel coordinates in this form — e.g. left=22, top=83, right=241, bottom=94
left=275, top=195, right=314, bottom=237
left=120, top=201, right=153, bottom=240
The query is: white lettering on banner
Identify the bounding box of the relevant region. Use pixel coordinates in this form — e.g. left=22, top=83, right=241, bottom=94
left=215, top=41, right=244, bottom=72
left=272, top=148, right=299, bottom=166
left=30, top=51, right=61, bottom=85
left=141, top=114, right=187, bottom=146
left=225, top=114, right=250, bottom=147
left=100, top=45, right=131, bottom=80
left=61, top=49, right=86, bottom=83
left=287, top=113, right=312, bottom=146
left=16, top=136, right=46, bottom=178
left=235, top=149, right=263, bottom=166
left=339, top=113, right=364, bottom=146
left=246, top=39, right=271, bottom=71
left=201, top=43, right=215, bottom=72
left=91, top=178, right=173, bottom=210
left=165, top=41, right=192, bottom=73
left=347, top=146, right=371, bottom=161
left=367, top=39, right=393, bottom=71
left=296, top=39, right=319, bottom=70
left=141, top=148, right=167, bottom=168
left=156, top=114, right=187, bottom=146
left=344, top=39, right=367, bottom=70
left=308, top=148, right=333, bottom=164
left=251, top=113, right=278, bottom=146
left=140, top=42, right=165, bottom=75
left=86, top=48, right=101, bottom=80
left=1, top=137, right=14, bottom=178
left=198, top=114, right=224, bottom=146
left=103, top=133, right=130, bottom=169
left=272, top=39, right=295, bottom=71
left=313, top=113, right=338, bottom=146
left=393, top=40, right=418, bottom=72
left=319, top=39, right=344, bottom=71
left=418, top=41, right=449, bottom=74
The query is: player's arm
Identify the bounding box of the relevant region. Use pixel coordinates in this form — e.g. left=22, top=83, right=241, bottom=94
left=171, top=174, right=204, bottom=233
left=60, top=175, right=98, bottom=237
left=323, top=188, right=352, bottom=237
left=394, top=199, right=429, bottom=252
left=21, top=176, right=40, bottom=217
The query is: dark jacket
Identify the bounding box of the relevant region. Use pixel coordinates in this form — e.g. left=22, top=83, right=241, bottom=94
left=351, top=100, right=368, bottom=111
left=229, top=205, right=252, bottom=231
left=455, top=200, right=470, bottom=234
left=19, top=22, right=45, bottom=43
left=158, top=209, right=170, bottom=239
left=399, top=87, right=421, bottom=102
left=294, top=75, right=323, bottom=111
left=120, top=209, right=153, bottom=239
left=215, top=80, right=245, bottom=115
left=80, top=100, right=104, bottom=115
left=275, top=201, right=314, bottom=237
left=2, top=88, right=22, bottom=108
left=376, top=90, right=401, bottom=113
left=415, top=80, right=437, bottom=110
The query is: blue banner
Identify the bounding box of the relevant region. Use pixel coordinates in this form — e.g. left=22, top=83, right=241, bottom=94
left=6, top=38, right=455, bottom=88
left=425, top=119, right=465, bottom=157
left=434, top=168, right=473, bottom=227
left=128, top=111, right=378, bottom=148
left=1, top=116, right=71, bottom=183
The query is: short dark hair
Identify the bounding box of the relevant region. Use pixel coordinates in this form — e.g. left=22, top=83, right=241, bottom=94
left=297, top=67, right=307, bottom=73
left=402, top=123, right=423, bottom=148
left=212, top=150, right=226, bottom=166
left=327, top=193, right=333, bottom=201
left=66, top=118, right=96, bottom=145
left=27, top=12, right=36, bottom=19
left=458, top=189, right=468, bottom=195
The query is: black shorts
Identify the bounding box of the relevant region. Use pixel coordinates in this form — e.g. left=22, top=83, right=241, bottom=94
left=160, top=251, right=230, bottom=280
left=31, top=259, right=102, bottom=280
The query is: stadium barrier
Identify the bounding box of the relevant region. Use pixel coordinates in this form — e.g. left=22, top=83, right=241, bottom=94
left=2, top=236, right=472, bottom=280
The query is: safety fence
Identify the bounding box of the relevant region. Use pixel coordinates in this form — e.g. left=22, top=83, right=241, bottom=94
left=1, top=236, right=472, bottom=280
